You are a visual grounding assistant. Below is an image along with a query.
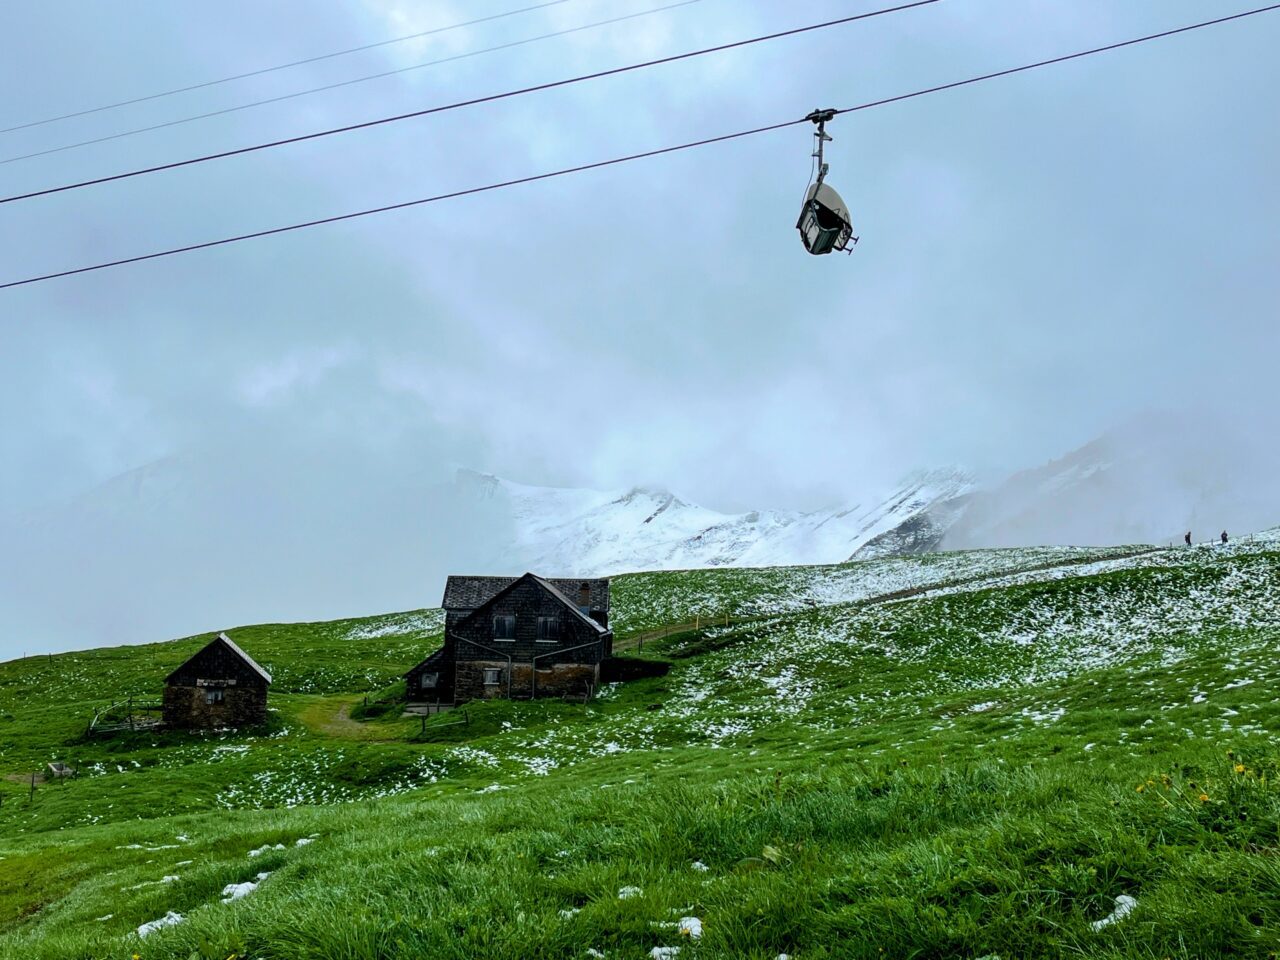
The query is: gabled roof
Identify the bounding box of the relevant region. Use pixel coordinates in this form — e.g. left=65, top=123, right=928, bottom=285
left=455, top=573, right=608, bottom=636
left=166, top=632, right=272, bottom=685
left=528, top=575, right=608, bottom=635
left=442, top=575, right=609, bottom=612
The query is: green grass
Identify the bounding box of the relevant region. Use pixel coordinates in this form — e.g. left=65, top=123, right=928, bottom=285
left=0, top=540, right=1278, bottom=957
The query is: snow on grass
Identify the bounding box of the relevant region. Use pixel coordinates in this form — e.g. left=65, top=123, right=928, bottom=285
left=612, top=545, right=1152, bottom=633
left=222, top=871, right=271, bottom=903
left=345, top=609, right=444, bottom=641
left=1090, top=894, right=1138, bottom=931
left=136, top=911, right=183, bottom=938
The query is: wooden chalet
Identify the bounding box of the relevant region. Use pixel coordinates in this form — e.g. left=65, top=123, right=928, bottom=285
left=163, top=632, right=272, bottom=728
left=406, top=574, right=611, bottom=703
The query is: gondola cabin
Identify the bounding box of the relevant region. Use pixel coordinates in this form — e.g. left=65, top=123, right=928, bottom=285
left=797, top=182, right=856, bottom=255
left=795, top=107, right=858, bottom=256
left=163, top=632, right=271, bottom=729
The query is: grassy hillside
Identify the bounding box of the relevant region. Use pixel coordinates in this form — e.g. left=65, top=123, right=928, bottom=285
left=1, top=539, right=1278, bottom=958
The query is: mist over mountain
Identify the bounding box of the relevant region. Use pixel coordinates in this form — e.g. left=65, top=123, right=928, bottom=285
left=2, top=410, right=1275, bottom=657
left=937, top=411, right=1280, bottom=550
left=456, top=466, right=973, bottom=575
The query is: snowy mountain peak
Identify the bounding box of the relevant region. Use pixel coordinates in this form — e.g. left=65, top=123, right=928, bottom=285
left=454, top=467, right=975, bottom=576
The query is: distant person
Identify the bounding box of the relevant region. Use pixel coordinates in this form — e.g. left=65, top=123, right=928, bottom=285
left=1222, top=530, right=1229, bottom=544
left=1185, top=531, right=1192, bottom=546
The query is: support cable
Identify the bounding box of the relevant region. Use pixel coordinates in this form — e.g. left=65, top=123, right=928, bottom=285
left=0, top=1, right=940, bottom=206
left=0, top=0, right=706, bottom=167
left=3, top=3, right=1277, bottom=292
left=0, top=0, right=578, bottom=136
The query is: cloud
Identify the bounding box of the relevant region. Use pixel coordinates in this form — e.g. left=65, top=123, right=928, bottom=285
left=236, top=344, right=357, bottom=407
left=2, top=0, right=1278, bottom=653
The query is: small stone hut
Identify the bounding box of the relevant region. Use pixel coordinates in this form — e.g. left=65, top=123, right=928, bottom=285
left=163, top=632, right=271, bottom=728
left=406, top=573, right=611, bottom=703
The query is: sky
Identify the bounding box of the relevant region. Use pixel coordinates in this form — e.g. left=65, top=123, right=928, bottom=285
left=1, top=0, right=1278, bottom=653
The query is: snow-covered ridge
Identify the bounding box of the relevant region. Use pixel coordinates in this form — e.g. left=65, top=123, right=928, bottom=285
left=456, top=467, right=973, bottom=577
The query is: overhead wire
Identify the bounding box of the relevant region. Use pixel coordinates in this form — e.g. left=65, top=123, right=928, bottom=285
left=0, top=0, right=941, bottom=206
left=0, top=0, right=577, bottom=136
left=0, top=0, right=706, bottom=168
left=2, top=2, right=1278, bottom=292
left=830, top=1, right=1280, bottom=117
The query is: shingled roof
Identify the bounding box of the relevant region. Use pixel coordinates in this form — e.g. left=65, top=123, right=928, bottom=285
left=166, top=632, right=272, bottom=685
left=442, top=575, right=609, bottom=612
left=453, top=573, right=608, bottom=636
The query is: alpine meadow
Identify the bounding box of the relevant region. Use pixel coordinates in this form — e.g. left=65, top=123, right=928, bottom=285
left=2, top=536, right=1279, bottom=958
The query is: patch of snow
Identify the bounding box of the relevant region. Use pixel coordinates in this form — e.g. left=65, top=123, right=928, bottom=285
left=221, top=881, right=258, bottom=902
left=137, top=911, right=183, bottom=938
left=1090, top=894, right=1137, bottom=931
left=618, top=886, right=643, bottom=899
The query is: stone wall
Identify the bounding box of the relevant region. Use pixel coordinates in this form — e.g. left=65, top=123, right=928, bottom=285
left=163, top=684, right=268, bottom=729
left=454, top=659, right=599, bottom=702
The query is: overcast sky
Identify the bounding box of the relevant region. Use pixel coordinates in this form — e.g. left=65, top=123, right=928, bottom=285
left=2, top=1, right=1278, bottom=652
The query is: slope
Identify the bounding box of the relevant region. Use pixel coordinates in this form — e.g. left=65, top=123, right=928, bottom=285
left=1, top=536, right=1279, bottom=958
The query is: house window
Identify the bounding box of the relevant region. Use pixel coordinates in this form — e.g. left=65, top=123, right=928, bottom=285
left=205, top=687, right=224, bottom=704
left=483, top=668, right=502, bottom=685
left=537, top=616, right=562, bottom=642
left=578, top=583, right=591, bottom=615
left=493, top=614, right=516, bottom=641
left=420, top=672, right=438, bottom=689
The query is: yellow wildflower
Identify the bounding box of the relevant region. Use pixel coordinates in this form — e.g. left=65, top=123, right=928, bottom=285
left=1235, top=763, right=1246, bottom=774
left=1199, top=793, right=1210, bottom=802
left=1136, top=784, right=1145, bottom=792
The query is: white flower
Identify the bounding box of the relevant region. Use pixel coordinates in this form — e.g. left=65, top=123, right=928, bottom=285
left=677, top=917, right=702, bottom=939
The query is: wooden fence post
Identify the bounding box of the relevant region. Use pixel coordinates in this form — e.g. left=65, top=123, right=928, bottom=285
left=29, top=772, right=36, bottom=802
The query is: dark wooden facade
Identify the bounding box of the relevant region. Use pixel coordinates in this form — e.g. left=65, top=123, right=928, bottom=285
left=163, top=632, right=271, bottom=729
left=406, top=574, right=612, bottom=703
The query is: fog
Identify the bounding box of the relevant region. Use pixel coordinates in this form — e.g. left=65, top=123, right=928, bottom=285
left=2, top=0, right=1278, bottom=656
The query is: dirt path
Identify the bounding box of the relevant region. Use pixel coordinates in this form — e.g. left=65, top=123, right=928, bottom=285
left=294, top=695, right=400, bottom=741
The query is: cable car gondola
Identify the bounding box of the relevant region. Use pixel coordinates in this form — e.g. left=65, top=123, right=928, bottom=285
left=796, top=108, right=857, bottom=256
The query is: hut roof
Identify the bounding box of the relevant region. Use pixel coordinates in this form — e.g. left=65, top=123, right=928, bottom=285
left=442, top=575, right=609, bottom=612
left=455, top=573, right=608, bottom=636
left=166, top=632, right=272, bottom=685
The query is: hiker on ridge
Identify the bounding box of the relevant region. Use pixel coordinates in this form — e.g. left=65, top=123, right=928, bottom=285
left=1222, top=530, right=1229, bottom=544
left=1185, top=531, right=1192, bottom=546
